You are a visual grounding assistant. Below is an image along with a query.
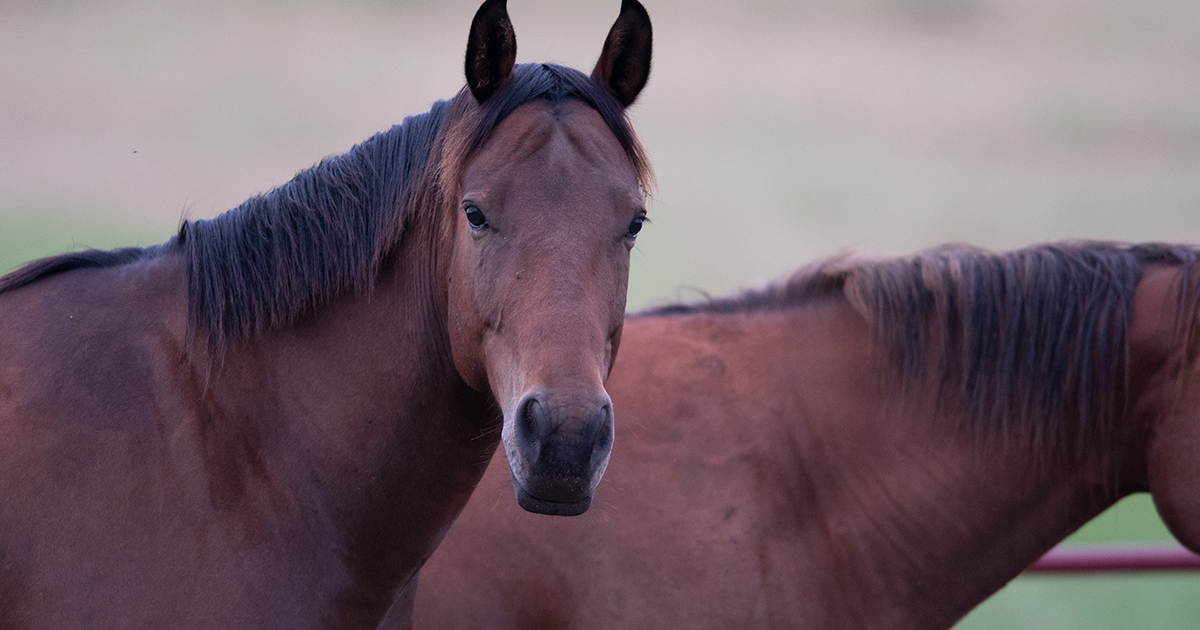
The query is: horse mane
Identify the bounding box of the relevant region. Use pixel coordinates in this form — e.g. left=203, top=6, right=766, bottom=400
left=178, top=101, right=451, bottom=352
left=0, top=102, right=451, bottom=352
left=643, top=242, right=1200, bottom=462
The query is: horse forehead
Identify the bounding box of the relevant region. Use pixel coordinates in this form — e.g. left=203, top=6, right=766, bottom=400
left=481, top=100, right=631, bottom=178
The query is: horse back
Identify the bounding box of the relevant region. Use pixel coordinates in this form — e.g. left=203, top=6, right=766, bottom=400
left=0, top=255, right=192, bottom=433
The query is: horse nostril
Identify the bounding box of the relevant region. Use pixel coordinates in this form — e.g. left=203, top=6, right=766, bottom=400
left=518, top=396, right=543, bottom=449
left=594, top=403, right=614, bottom=451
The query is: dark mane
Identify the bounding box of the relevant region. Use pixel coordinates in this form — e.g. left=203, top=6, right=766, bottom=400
left=0, top=103, right=451, bottom=353
left=180, top=101, right=450, bottom=352
left=643, top=242, right=1200, bottom=461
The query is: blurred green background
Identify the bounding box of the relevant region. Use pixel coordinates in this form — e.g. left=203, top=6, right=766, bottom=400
left=2, top=0, right=1198, bottom=626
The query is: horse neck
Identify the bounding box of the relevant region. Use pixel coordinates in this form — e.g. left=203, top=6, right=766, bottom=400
left=761, top=302, right=1121, bottom=628
left=192, top=217, right=497, bottom=617
left=795, top=427, right=1112, bottom=626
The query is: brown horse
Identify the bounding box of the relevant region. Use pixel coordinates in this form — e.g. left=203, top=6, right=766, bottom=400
left=411, top=242, right=1200, bottom=630
left=0, top=0, right=652, bottom=627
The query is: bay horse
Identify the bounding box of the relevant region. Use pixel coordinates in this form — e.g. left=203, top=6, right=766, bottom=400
left=411, top=242, right=1200, bottom=629
left=0, top=0, right=652, bottom=627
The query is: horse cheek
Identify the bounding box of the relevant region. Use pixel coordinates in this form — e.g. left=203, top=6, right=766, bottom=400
left=605, top=253, right=632, bottom=376
left=446, top=255, right=490, bottom=393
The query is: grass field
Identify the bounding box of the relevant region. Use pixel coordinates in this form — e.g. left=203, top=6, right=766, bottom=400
left=3, top=0, right=1199, bottom=626
left=958, top=494, right=1200, bottom=628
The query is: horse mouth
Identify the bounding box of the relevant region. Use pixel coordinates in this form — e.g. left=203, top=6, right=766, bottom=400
left=510, top=472, right=593, bottom=516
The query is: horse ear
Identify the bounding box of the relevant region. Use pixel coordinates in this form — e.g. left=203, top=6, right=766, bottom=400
left=591, top=0, right=653, bottom=108
left=465, top=0, right=517, bottom=104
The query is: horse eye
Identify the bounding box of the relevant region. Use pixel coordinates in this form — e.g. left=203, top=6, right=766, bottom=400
left=627, top=216, right=645, bottom=238
left=464, top=206, right=489, bottom=230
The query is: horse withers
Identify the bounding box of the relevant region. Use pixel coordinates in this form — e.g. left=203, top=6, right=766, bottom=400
left=412, top=242, right=1200, bottom=629
left=0, top=0, right=652, bottom=627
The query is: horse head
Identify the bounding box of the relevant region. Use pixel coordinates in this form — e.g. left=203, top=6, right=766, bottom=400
left=443, top=0, right=652, bottom=516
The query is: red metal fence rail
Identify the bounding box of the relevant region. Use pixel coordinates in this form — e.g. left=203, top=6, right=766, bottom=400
left=1027, top=542, right=1200, bottom=573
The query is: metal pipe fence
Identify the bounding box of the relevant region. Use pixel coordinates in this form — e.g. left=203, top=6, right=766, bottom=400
left=1027, top=542, right=1200, bottom=573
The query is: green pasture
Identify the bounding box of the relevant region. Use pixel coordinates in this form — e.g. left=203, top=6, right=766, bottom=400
left=958, top=494, right=1200, bottom=629
left=3, top=0, right=1199, bottom=627
left=0, top=207, right=173, bottom=276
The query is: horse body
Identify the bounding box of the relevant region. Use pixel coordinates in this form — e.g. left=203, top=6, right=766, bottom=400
left=412, top=244, right=1200, bottom=629
left=0, top=0, right=653, bottom=626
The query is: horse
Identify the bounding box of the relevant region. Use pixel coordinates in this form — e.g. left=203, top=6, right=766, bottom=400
left=0, top=0, right=652, bottom=627
left=410, top=241, right=1200, bottom=630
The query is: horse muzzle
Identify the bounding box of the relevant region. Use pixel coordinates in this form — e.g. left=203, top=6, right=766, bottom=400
left=502, top=390, right=614, bottom=516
